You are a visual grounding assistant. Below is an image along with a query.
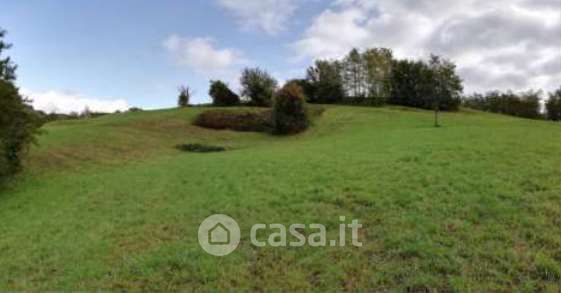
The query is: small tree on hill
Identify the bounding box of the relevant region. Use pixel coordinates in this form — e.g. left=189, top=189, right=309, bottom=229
left=428, top=55, right=463, bottom=127
left=272, top=82, right=309, bottom=135
left=240, top=67, right=278, bottom=107
left=209, top=80, right=240, bottom=106
left=178, top=86, right=192, bottom=107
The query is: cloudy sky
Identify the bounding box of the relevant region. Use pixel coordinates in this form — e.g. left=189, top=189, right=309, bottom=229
left=1, top=0, right=560, bottom=113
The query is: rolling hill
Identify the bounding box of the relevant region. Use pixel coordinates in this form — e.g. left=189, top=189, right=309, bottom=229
left=1, top=106, right=560, bottom=290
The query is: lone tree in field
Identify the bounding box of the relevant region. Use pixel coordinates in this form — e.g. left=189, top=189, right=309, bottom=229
left=272, top=82, right=309, bottom=135
left=0, top=29, right=43, bottom=179
left=240, top=67, right=278, bottom=107
left=209, top=80, right=240, bottom=106
left=546, top=86, right=561, bottom=121
left=428, top=55, right=463, bottom=127
left=178, top=86, right=192, bottom=107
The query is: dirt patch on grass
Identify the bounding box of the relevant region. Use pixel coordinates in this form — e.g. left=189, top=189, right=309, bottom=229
left=176, top=143, right=227, bottom=153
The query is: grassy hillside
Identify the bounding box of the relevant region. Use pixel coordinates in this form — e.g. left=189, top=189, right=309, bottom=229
left=1, top=106, right=560, bottom=290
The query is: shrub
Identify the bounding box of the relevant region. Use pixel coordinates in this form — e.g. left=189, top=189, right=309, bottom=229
left=193, top=109, right=272, bottom=132
left=209, top=80, right=240, bottom=106
left=240, top=68, right=278, bottom=107
left=272, top=83, right=309, bottom=135
left=176, top=143, right=226, bottom=153
left=178, top=86, right=191, bottom=107
left=0, top=80, right=43, bottom=178
left=128, top=107, right=143, bottom=112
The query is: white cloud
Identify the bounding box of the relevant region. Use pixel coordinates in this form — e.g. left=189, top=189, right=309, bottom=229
left=163, top=34, right=247, bottom=83
left=216, top=0, right=298, bottom=34
left=21, top=89, right=129, bottom=114
left=293, top=0, right=561, bottom=93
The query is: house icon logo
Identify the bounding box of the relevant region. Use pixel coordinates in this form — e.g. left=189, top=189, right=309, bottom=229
left=208, top=223, right=230, bottom=245
left=198, top=214, right=240, bottom=256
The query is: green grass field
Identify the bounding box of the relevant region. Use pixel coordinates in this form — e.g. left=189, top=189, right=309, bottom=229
left=1, top=106, right=560, bottom=290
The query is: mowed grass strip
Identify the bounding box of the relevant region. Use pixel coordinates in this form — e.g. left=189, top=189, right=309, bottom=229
left=0, top=106, right=560, bottom=290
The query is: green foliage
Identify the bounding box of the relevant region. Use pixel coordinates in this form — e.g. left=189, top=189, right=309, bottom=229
left=546, top=87, right=561, bottom=121
left=240, top=67, right=278, bottom=107
left=428, top=55, right=464, bottom=111
left=0, top=80, right=43, bottom=178
left=464, top=90, right=542, bottom=119
left=272, top=83, right=309, bottom=135
left=177, top=86, right=191, bottom=108
left=128, top=107, right=143, bottom=113
left=363, top=48, right=393, bottom=98
left=305, top=60, right=345, bottom=104
left=0, top=30, right=16, bottom=82
left=342, top=48, right=366, bottom=98
left=193, top=109, right=272, bottom=132
left=389, top=56, right=462, bottom=111
left=209, top=80, right=240, bottom=106
left=0, top=29, right=43, bottom=179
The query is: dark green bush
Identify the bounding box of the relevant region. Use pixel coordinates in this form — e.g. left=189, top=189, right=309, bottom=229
left=193, top=109, right=272, bottom=132
left=128, top=107, right=143, bottom=112
left=209, top=80, right=240, bottom=106
left=546, top=87, right=561, bottom=121
left=0, top=80, right=43, bottom=178
left=176, top=143, right=226, bottom=153
left=272, top=83, right=309, bottom=135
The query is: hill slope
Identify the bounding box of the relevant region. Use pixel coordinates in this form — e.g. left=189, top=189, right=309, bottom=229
left=1, top=106, right=560, bottom=290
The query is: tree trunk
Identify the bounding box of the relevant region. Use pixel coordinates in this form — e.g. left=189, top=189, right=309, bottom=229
left=434, top=103, right=440, bottom=127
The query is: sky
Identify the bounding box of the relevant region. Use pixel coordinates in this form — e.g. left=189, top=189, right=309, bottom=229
left=1, top=0, right=560, bottom=113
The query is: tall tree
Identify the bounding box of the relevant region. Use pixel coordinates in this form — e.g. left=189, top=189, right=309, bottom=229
left=389, top=59, right=427, bottom=108
left=363, top=48, right=393, bottom=98
left=305, top=60, right=345, bottom=104
left=546, top=86, right=561, bottom=121
left=343, top=49, right=367, bottom=98
left=0, top=29, right=43, bottom=178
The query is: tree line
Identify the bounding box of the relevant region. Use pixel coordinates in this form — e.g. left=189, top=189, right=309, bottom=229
left=463, top=88, right=561, bottom=121
left=181, top=48, right=464, bottom=112
left=183, top=47, right=559, bottom=123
